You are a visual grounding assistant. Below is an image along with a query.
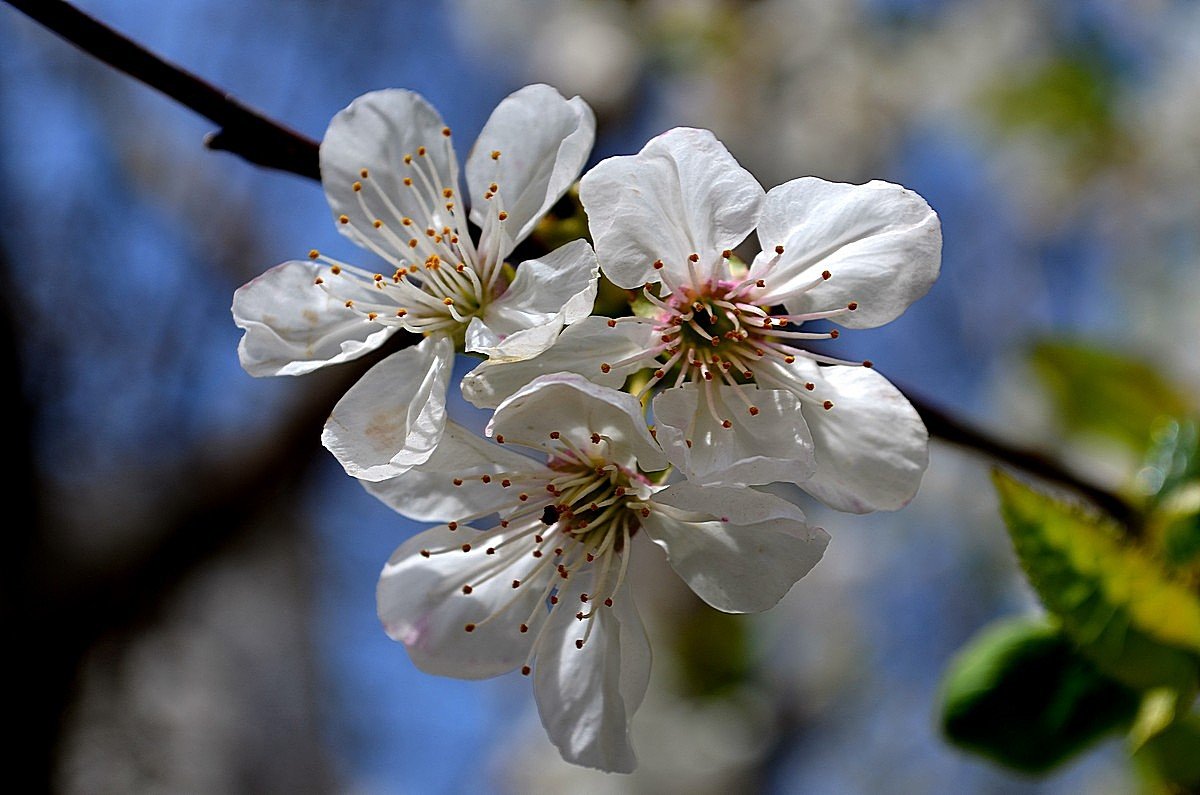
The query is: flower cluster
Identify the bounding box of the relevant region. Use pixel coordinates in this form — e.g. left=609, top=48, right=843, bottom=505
left=233, top=85, right=941, bottom=772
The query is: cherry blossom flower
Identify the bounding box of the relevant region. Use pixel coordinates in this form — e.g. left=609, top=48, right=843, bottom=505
left=465, top=127, right=940, bottom=512
left=232, top=84, right=598, bottom=480
left=370, top=374, right=828, bottom=772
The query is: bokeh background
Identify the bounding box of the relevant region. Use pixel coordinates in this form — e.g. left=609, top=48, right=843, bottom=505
left=3, top=0, right=1198, bottom=792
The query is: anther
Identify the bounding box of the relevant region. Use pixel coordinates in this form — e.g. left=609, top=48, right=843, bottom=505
left=352, top=181, right=362, bottom=192
left=521, top=665, right=531, bottom=676
left=847, top=301, right=858, bottom=311
left=784, top=355, right=796, bottom=364
left=443, top=297, right=454, bottom=306
left=653, top=259, right=664, bottom=270
left=404, top=154, right=413, bottom=164
left=420, top=550, right=430, bottom=558
left=775, top=244, right=785, bottom=254
left=604, top=598, right=614, bottom=607
left=396, top=309, right=408, bottom=317
left=550, top=595, right=559, bottom=605
left=496, top=435, right=505, bottom=444
left=314, top=277, right=323, bottom=285
left=417, top=146, right=427, bottom=156
left=338, top=215, right=350, bottom=224
left=863, top=360, right=874, bottom=368
left=461, top=543, right=471, bottom=552
left=462, top=585, right=473, bottom=594
left=489, top=183, right=498, bottom=193
left=403, top=177, right=413, bottom=186
left=519, top=493, right=529, bottom=502
left=464, top=623, right=476, bottom=632
left=360, top=168, right=369, bottom=178
left=830, top=329, right=840, bottom=339
left=344, top=300, right=354, bottom=308
left=512, top=580, right=521, bottom=589
left=486, top=547, right=496, bottom=555
left=442, top=127, right=452, bottom=137
left=722, top=249, right=732, bottom=259
left=491, top=150, right=501, bottom=160
left=722, top=419, right=733, bottom=429
left=688, top=253, right=700, bottom=262
left=755, top=279, right=765, bottom=288
left=607, top=319, right=617, bottom=328
left=308, top=249, right=320, bottom=259
left=823, top=400, right=834, bottom=410
left=575, top=639, right=584, bottom=649
left=367, top=312, right=378, bottom=321
left=822, top=270, right=832, bottom=280
left=580, top=594, right=589, bottom=603
left=452, top=478, right=463, bottom=486
left=805, top=382, right=815, bottom=391
left=501, top=479, right=511, bottom=488
left=448, top=521, right=459, bottom=531
left=498, top=211, right=508, bottom=221
left=373, top=219, right=383, bottom=228
left=600, top=363, right=612, bottom=373
left=749, top=406, right=760, bottom=416
left=549, top=431, right=560, bottom=439
left=442, top=188, right=453, bottom=198
left=481, top=475, right=492, bottom=483
left=590, top=433, right=601, bottom=444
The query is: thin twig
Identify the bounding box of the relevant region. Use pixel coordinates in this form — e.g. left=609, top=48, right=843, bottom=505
left=3, top=0, right=319, bottom=179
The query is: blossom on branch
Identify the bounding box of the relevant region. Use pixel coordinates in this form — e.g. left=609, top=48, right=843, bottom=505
left=369, top=374, right=828, bottom=772
left=466, top=127, right=941, bottom=512
left=232, top=84, right=598, bottom=480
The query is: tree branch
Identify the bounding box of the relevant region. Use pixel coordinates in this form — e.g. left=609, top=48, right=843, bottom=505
left=3, top=0, right=319, bottom=180
left=4, top=0, right=1140, bottom=527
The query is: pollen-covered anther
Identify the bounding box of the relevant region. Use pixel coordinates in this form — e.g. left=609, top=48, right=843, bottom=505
left=749, top=406, right=760, bottom=416
left=352, top=181, right=362, bottom=192
left=313, top=277, right=323, bottom=285
left=847, top=301, right=858, bottom=311
left=784, top=355, right=796, bottom=364
left=441, top=126, right=451, bottom=137
left=442, top=297, right=454, bottom=306
left=604, top=598, right=614, bottom=607
left=464, top=623, right=476, bottom=633
left=373, top=220, right=383, bottom=228
left=447, top=521, right=459, bottom=531
left=396, top=309, right=407, bottom=317
left=359, top=168, right=369, bottom=178
left=575, top=639, right=584, bottom=649
left=688, top=253, right=700, bottom=262
left=366, top=312, right=378, bottom=321
left=496, top=435, right=506, bottom=444
left=822, top=270, right=832, bottom=280
left=774, top=244, right=785, bottom=254
left=823, top=400, right=834, bottom=410
left=755, top=279, right=765, bottom=288
left=452, top=478, right=463, bottom=486
left=489, top=182, right=498, bottom=193
left=403, top=177, right=413, bottom=186
left=549, top=431, right=560, bottom=439
left=498, top=211, right=509, bottom=221
left=653, top=259, right=664, bottom=270
left=521, top=665, right=531, bottom=675
left=338, top=215, right=350, bottom=225
left=461, top=585, right=473, bottom=594
left=511, top=579, right=521, bottom=589
left=721, top=419, right=733, bottom=429
left=491, top=150, right=501, bottom=160
left=420, top=549, right=431, bottom=558
left=344, top=300, right=354, bottom=308
left=590, top=433, right=601, bottom=444
left=417, top=146, right=427, bottom=156
left=518, top=493, right=529, bottom=502
left=308, top=249, right=320, bottom=259
left=519, top=624, right=529, bottom=634
left=640, top=508, right=650, bottom=518
left=863, top=360, right=874, bottom=368
left=501, top=479, right=511, bottom=488
left=805, top=382, right=815, bottom=391
left=481, top=475, right=492, bottom=483
left=580, top=594, right=589, bottom=603
left=461, top=543, right=471, bottom=552
left=830, top=329, right=840, bottom=339
left=600, top=363, right=612, bottom=374
left=722, top=249, right=732, bottom=259
left=607, top=319, right=617, bottom=328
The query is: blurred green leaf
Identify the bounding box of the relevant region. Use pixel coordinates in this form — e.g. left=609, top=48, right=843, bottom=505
left=1134, top=712, right=1200, bottom=791
left=940, top=617, right=1140, bottom=773
left=673, top=607, right=752, bottom=699
left=983, top=53, right=1125, bottom=178
left=994, top=471, right=1200, bottom=692
left=1029, top=341, right=1192, bottom=458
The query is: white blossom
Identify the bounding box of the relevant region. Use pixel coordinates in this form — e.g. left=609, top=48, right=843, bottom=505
left=370, top=374, right=828, bottom=772
left=232, top=85, right=598, bottom=480
left=465, top=127, right=940, bottom=512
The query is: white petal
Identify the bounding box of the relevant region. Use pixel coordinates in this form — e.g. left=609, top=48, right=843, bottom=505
left=467, top=84, right=595, bottom=252
left=752, top=178, right=941, bottom=329
left=645, top=483, right=829, bottom=613
left=378, top=523, right=542, bottom=679
left=321, top=90, right=460, bottom=256
left=232, top=260, right=398, bottom=376
left=789, top=359, right=928, bottom=513
left=651, top=384, right=816, bottom=486
left=461, top=315, right=656, bottom=408
left=489, top=374, right=667, bottom=471
left=321, top=334, right=454, bottom=482
left=533, top=577, right=648, bottom=773
left=364, top=421, right=551, bottom=521
left=468, top=239, right=600, bottom=361
left=579, top=127, right=763, bottom=290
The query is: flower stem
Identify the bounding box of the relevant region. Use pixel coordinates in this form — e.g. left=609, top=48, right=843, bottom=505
left=5, top=0, right=1141, bottom=527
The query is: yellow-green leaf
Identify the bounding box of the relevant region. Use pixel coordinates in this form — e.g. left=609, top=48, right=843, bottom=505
left=994, top=471, right=1200, bottom=691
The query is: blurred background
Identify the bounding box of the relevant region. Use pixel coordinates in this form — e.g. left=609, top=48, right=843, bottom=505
left=3, top=0, right=1198, bottom=792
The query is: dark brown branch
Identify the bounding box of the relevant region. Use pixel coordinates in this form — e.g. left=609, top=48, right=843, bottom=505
left=3, top=0, right=320, bottom=180
left=903, top=387, right=1138, bottom=527
left=3, top=3, right=1140, bottom=528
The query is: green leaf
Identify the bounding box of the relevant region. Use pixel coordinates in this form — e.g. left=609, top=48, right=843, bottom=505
left=1029, top=342, right=1192, bottom=457
left=994, top=471, right=1200, bottom=692
left=1134, top=712, right=1200, bottom=790
left=940, top=618, right=1140, bottom=773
